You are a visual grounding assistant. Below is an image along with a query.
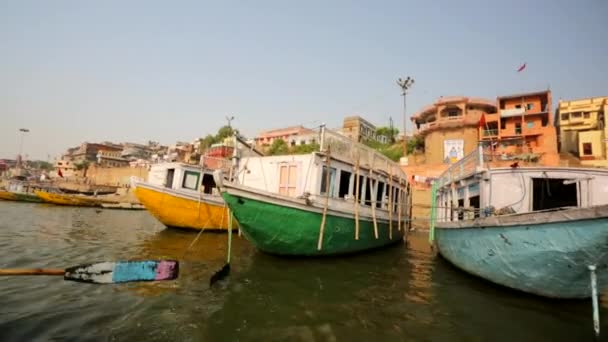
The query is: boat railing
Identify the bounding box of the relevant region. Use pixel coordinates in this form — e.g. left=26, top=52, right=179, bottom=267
left=436, top=146, right=484, bottom=186
left=320, top=128, right=407, bottom=179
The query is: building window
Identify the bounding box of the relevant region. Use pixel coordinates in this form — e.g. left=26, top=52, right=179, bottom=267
left=572, top=112, right=582, bottom=118
left=527, top=121, right=534, bottom=129
left=182, top=171, right=200, bottom=190
left=448, top=110, right=459, bottom=117
left=583, top=143, right=593, bottom=156
left=515, top=104, right=522, bottom=109
left=500, top=119, right=506, bottom=130
left=584, top=112, right=590, bottom=119
left=526, top=103, right=534, bottom=110
left=515, top=123, right=522, bottom=135
left=561, top=113, right=569, bottom=121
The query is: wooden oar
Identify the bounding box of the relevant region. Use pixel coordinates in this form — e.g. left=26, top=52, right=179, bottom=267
left=0, top=260, right=179, bottom=284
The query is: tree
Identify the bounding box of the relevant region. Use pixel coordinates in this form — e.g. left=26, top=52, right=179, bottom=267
left=290, top=142, right=320, bottom=155
left=199, top=134, right=217, bottom=151
left=267, top=139, right=289, bottom=155
left=74, top=160, right=91, bottom=177
left=216, top=125, right=236, bottom=141
left=406, top=136, right=424, bottom=154
left=376, top=126, right=398, bottom=143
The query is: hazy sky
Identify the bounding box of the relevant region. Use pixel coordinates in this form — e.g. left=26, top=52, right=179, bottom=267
left=1, top=0, right=606, bottom=160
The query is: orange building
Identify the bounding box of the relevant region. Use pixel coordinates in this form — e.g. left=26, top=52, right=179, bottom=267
left=480, top=90, right=558, bottom=164
left=411, top=96, right=497, bottom=164
left=254, top=125, right=316, bottom=149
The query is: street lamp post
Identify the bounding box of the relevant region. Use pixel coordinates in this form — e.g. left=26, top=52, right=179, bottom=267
left=18, top=128, right=30, bottom=167
left=226, top=116, right=235, bottom=129
left=397, top=77, right=414, bottom=154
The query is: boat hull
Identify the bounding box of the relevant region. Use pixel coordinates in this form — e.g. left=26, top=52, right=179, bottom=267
left=222, top=187, right=404, bottom=256
left=0, top=190, right=42, bottom=202
left=35, top=191, right=108, bottom=207
left=0, top=190, right=17, bottom=201
left=134, top=183, right=231, bottom=231
left=436, top=211, right=608, bottom=299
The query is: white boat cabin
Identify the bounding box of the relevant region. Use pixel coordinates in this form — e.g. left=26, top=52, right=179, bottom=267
left=434, top=147, right=608, bottom=223
left=147, top=163, right=219, bottom=196
left=236, top=151, right=409, bottom=217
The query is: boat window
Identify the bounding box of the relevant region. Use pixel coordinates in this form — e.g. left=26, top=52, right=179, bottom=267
left=356, top=175, right=365, bottom=203
left=279, top=164, right=298, bottom=197
left=320, top=166, right=337, bottom=196
left=532, top=178, right=577, bottom=211
left=457, top=199, right=464, bottom=220
left=338, top=170, right=351, bottom=198
left=469, top=195, right=480, bottom=218
left=392, top=186, right=399, bottom=213
left=376, top=181, right=385, bottom=209
left=165, top=168, right=175, bottom=188
left=201, top=173, right=215, bottom=195
left=364, top=177, right=372, bottom=206
left=182, top=171, right=200, bottom=190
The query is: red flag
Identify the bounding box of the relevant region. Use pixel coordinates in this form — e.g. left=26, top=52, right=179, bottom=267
left=478, top=113, right=486, bottom=128
left=517, top=63, right=527, bottom=72
left=57, top=168, right=63, bottom=178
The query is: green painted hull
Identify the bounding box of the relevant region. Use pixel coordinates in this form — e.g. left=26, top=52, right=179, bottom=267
left=222, top=192, right=404, bottom=256
left=14, top=193, right=43, bottom=203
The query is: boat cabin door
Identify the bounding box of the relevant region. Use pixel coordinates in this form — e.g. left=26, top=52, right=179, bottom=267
left=165, top=169, right=175, bottom=188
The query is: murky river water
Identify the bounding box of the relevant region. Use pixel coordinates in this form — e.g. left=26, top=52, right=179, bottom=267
left=0, top=201, right=606, bottom=341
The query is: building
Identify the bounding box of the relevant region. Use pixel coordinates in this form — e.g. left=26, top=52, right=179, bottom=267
left=411, top=96, right=497, bottom=164
left=66, top=142, right=123, bottom=163
left=341, top=116, right=377, bottom=142
left=96, top=150, right=129, bottom=168
left=556, top=96, right=608, bottom=165
left=254, top=126, right=316, bottom=149
left=481, top=90, right=558, bottom=163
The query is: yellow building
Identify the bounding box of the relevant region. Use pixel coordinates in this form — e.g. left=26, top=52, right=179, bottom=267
left=557, top=96, right=608, bottom=166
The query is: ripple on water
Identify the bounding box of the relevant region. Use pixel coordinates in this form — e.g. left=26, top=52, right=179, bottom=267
left=0, top=202, right=607, bottom=341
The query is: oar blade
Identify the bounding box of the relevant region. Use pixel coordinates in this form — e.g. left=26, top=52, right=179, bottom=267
left=64, top=260, right=179, bottom=284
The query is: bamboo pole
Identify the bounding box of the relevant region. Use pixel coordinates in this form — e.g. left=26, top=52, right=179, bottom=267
left=369, top=168, right=379, bottom=239
left=317, top=151, right=332, bottom=250
left=387, top=162, right=393, bottom=240
left=397, top=177, right=402, bottom=233
left=354, top=156, right=360, bottom=240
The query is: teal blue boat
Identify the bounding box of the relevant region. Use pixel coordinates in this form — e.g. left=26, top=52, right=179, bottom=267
left=430, top=147, right=608, bottom=299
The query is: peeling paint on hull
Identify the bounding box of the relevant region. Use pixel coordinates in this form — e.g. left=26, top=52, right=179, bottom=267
left=436, top=217, right=608, bottom=299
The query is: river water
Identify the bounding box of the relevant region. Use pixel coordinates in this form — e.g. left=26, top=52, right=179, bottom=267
left=0, top=201, right=605, bottom=341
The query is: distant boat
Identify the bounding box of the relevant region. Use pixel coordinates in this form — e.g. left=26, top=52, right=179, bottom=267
left=35, top=190, right=114, bottom=207
left=430, top=146, right=608, bottom=299
left=133, top=162, right=233, bottom=231
left=216, top=127, right=411, bottom=256
left=0, top=180, right=43, bottom=203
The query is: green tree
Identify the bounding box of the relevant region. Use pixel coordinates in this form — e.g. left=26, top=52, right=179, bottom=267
left=216, top=125, right=236, bottom=140
left=268, top=139, right=289, bottom=155
left=290, top=142, right=320, bottom=155
left=376, top=127, right=398, bottom=143
left=199, top=134, right=217, bottom=151
left=74, top=160, right=91, bottom=177
left=406, top=136, right=424, bottom=154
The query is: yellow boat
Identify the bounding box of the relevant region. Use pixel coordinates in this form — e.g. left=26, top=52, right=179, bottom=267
left=133, top=162, right=233, bottom=231
left=0, top=190, right=18, bottom=201
left=35, top=190, right=112, bottom=207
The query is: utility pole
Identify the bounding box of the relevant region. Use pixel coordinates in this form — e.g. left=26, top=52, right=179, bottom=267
left=226, top=115, right=235, bottom=129
left=17, top=128, right=30, bottom=167
left=397, top=77, right=414, bottom=154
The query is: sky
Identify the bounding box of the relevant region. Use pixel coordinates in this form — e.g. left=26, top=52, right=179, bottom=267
left=1, top=0, right=607, bottom=160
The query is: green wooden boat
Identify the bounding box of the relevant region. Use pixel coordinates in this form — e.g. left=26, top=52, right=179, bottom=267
left=216, top=128, right=411, bottom=256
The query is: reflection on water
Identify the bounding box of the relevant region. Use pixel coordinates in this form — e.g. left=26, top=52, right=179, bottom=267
left=0, top=201, right=606, bottom=341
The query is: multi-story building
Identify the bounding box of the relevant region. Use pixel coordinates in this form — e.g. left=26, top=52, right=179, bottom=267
left=67, top=142, right=123, bottom=163
left=341, top=116, right=377, bottom=142
left=480, top=90, right=558, bottom=164
left=556, top=96, right=608, bottom=165
left=96, top=150, right=129, bottom=168
left=411, top=96, right=497, bottom=164
left=254, top=126, right=316, bottom=149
